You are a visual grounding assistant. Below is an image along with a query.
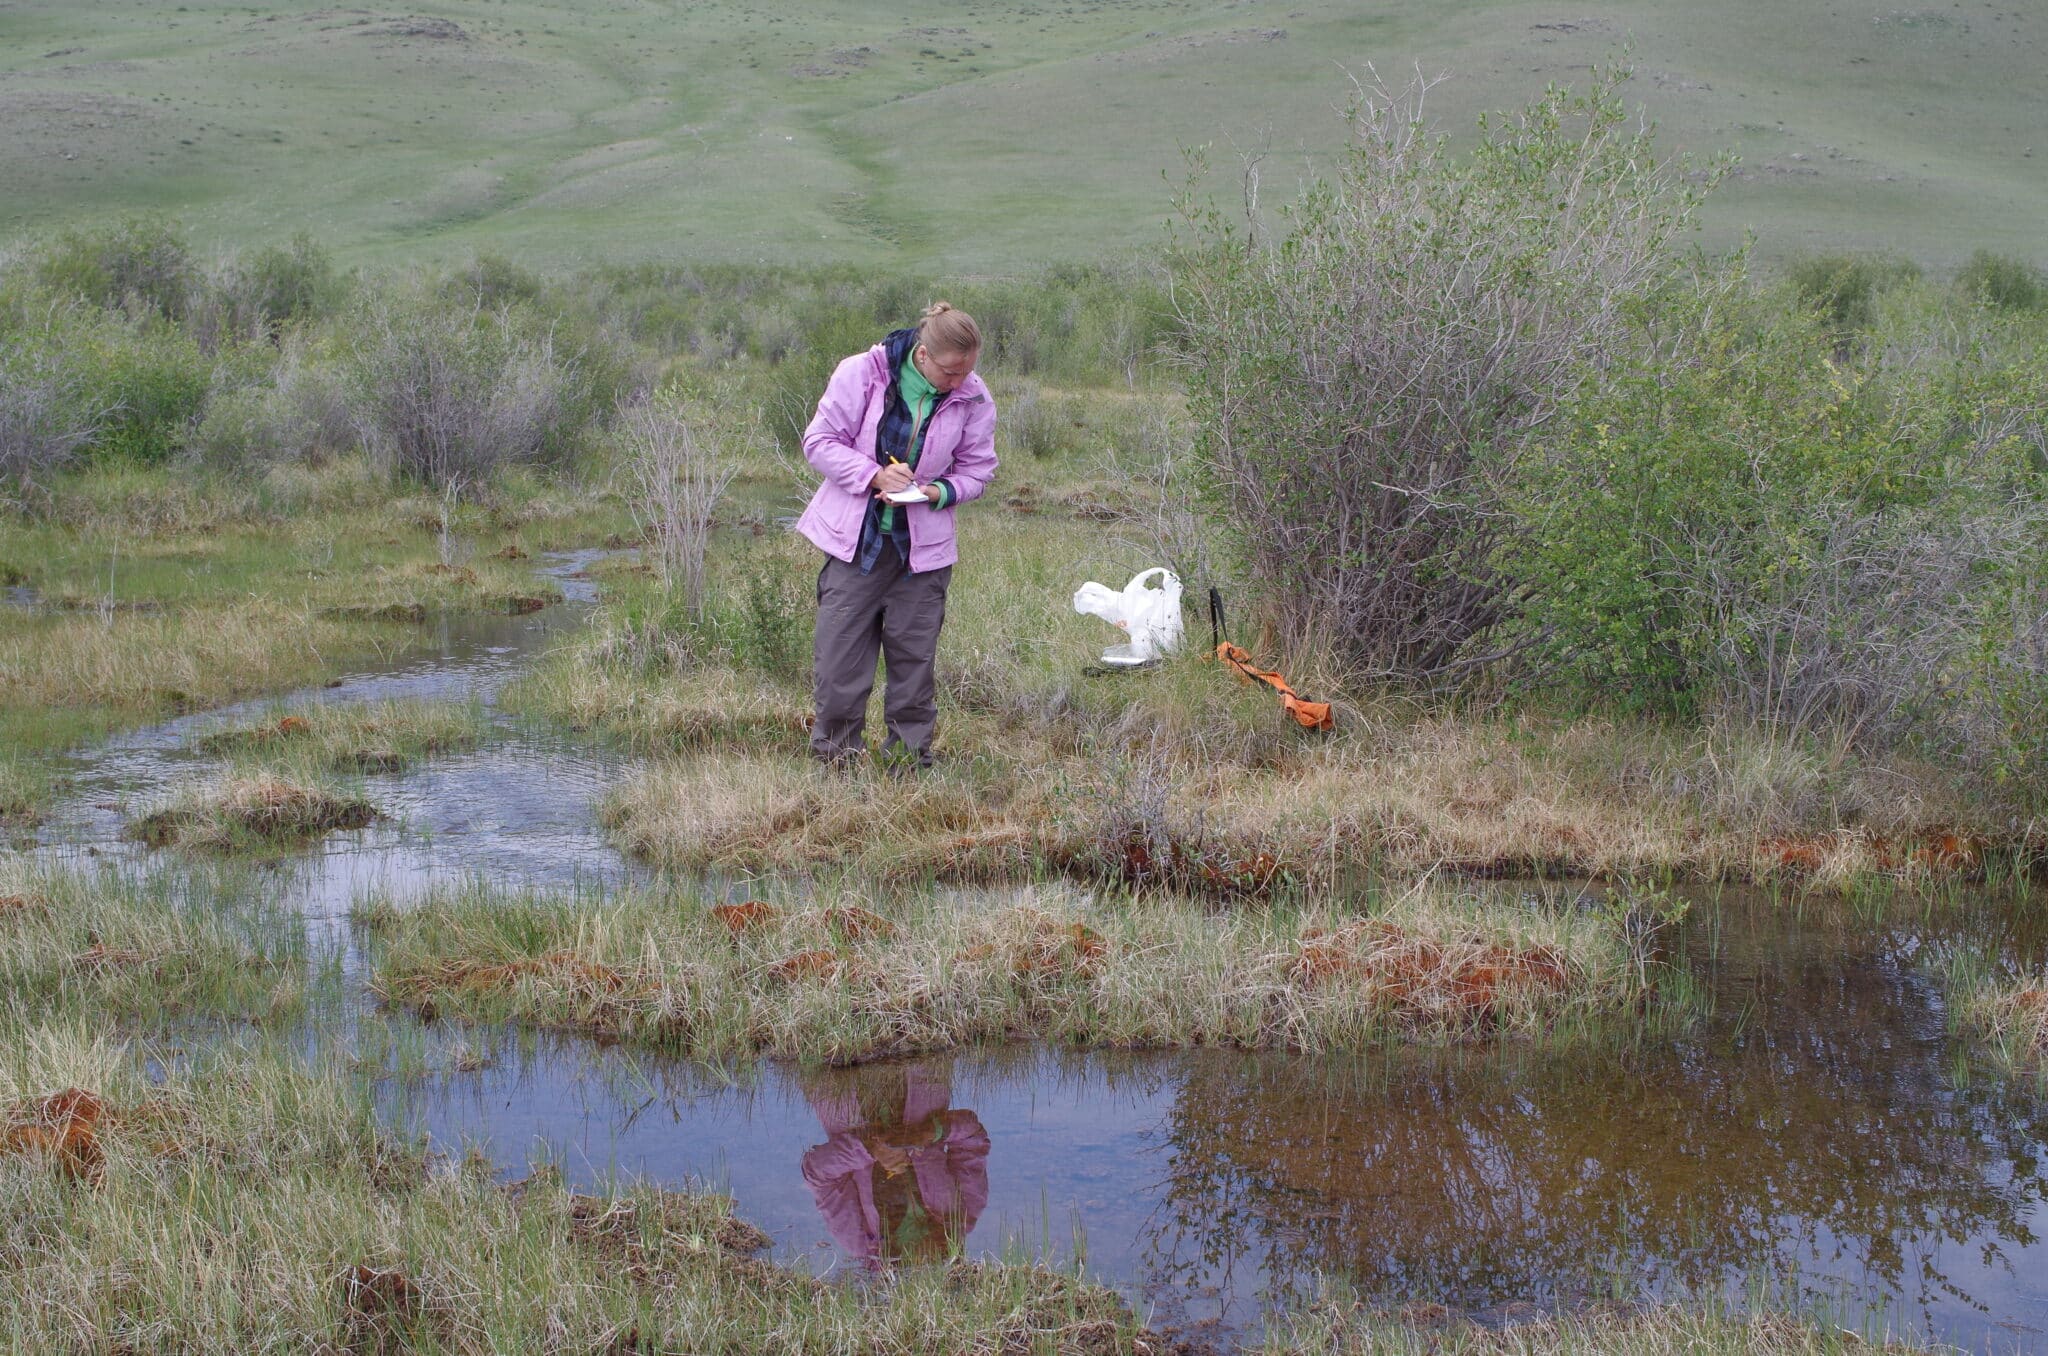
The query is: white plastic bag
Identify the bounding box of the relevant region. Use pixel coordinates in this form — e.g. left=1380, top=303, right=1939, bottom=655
left=1072, top=568, right=1184, bottom=665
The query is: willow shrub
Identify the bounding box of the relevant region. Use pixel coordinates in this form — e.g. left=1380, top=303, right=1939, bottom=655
left=0, top=313, right=101, bottom=497
left=339, top=285, right=628, bottom=491
left=1168, top=66, right=1712, bottom=685
left=31, top=214, right=197, bottom=325
left=0, top=288, right=210, bottom=476
left=1954, top=248, right=2044, bottom=314
left=1505, top=282, right=2048, bottom=783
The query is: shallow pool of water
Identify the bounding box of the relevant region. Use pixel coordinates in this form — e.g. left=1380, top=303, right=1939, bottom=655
left=23, top=546, right=2048, bottom=1351
left=377, top=892, right=2048, bottom=1350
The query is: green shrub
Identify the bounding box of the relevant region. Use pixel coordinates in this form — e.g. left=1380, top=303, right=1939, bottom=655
left=1170, top=67, right=1710, bottom=684
left=620, top=378, right=758, bottom=621
left=80, top=319, right=213, bottom=464
left=710, top=556, right=812, bottom=683
left=1506, top=282, right=2048, bottom=760
left=32, top=215, right=196, bottom=323
left=441, top=252, right=545, bottom=309
left=1784, top=252, right=1921, bottom=334
left=0, top=283, right=215, bottom=476
left=1954, top=249, right=2044, bottom=312
left=957, top=262, right=1171, bottom=384
left=996, top=380, right=1085, bottom=460
left=589, top=262, right=1171, bottom=389
left=1959, top=557, right=2048, bottom=796
left=187, top=384, right=268, bottom=470
left=0, top=315, right=104, bottom=496
left=760, top=304, right=879, bottom=457
left=190, top=331, right=360, bottom=470
left=238, top=232, right=349, bottom=331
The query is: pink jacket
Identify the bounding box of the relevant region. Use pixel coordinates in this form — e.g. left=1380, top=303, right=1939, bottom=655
left=800, top=1071, right=991, bottom=1268
left=795, top=344, right=999, bottom=573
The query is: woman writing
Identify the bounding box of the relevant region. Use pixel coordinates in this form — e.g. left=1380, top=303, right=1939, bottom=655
left=796, top=303, right=998, bottom=769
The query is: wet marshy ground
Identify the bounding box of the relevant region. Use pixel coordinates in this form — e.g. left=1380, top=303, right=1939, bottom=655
left=374, top=892, right=2048, bottom=1351
left=15, top=550, right=2048, bottom=1351
left=27, top=550, right=642, bottom=913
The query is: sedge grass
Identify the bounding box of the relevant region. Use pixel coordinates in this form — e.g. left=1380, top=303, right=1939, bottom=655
left=194, top=698, right=487, bottom=774
left=595, top=735, right=1988, bottom=899
left=0, top=598, right=402, bottom=753
left=359, top=878, right=1670, bottom=1066
left=0, top=1018, right=1153, bottom=1354
left=508, top=658, right=813, bottom=753
left=547, top=498, right=2006, bottom=894
left=0, top=458, right=603, bottom=758
left=599, top=752, right=1036, bottom=883
left=1939, top=949, right=2048, bottom=1076
left=310, top=555, right=565, bottom=622
left=0, top=754, right=56, bottom=834
left=0, top=861, right=316, bottom=1023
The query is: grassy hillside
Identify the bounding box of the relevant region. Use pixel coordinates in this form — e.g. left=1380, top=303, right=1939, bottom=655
left=2, top=0, right=2043, bottom=273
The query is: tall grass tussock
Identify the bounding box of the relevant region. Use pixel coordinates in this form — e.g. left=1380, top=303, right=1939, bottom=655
left=1940, top=949, right=2048, bottom=1075
left=360, top=878, right=1674, bottom=1065
left=131, top=770, right=378, bottom=853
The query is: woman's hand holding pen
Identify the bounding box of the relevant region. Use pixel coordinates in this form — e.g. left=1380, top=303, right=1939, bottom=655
left=872, top=456, right=939, bottom=503
left=869, top=457, right=915, bottom=498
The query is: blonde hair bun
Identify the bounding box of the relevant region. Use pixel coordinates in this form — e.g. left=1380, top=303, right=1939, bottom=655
left=917, top=301, right=982, bottom=356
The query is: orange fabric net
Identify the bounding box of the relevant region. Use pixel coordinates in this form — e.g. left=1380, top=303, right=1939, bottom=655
left=1213, top=642, right=1334, bottom=731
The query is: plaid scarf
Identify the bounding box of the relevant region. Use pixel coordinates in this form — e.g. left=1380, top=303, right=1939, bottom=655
left=857, top=328, right=945, bottom=572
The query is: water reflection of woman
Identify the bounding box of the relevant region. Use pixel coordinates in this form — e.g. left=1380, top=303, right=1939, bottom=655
left=801, top=1063, right=990, bottom=1268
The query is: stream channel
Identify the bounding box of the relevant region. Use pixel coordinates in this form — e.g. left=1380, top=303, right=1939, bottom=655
left=17, top=550, right=2048, bottom=1351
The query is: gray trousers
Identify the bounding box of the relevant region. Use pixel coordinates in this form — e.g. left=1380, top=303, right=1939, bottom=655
left=811, top=550, right=953, bottom=766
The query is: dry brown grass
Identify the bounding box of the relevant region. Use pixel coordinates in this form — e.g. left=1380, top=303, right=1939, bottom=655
left=598, top=727, right=1998, bottom=894
left=351, top=556, right=564, bottom=616
left=0, top=1086, right=110, bottom=1182
left=600, top=753, right=1038, bottom=881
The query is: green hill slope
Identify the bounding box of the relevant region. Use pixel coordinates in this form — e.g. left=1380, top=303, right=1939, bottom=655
left=3, top=0, right=2042, bottom=272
